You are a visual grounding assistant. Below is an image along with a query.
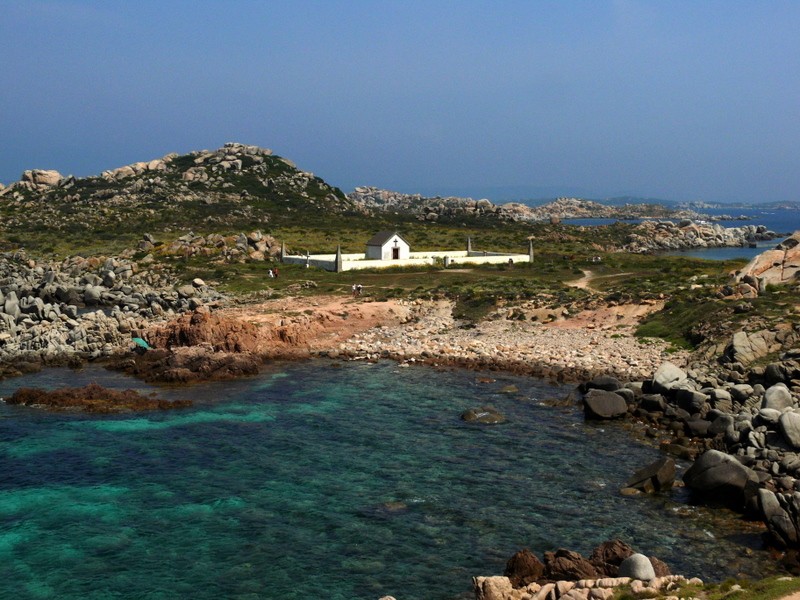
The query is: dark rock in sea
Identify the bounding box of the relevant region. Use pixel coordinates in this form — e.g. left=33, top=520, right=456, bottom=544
left=625, top=457, right=676, bottom=493
left=461, top=406, right=506, bottom=424
left=580, top=375, right=621, bottom=393
left=639, top=393, right=666, bottom=412
left=683, top=449, right=759, bottom=510
left=588, top=539, right=633, bottom=577
left=583, top=389, right=628, bottom=419
left=4, top=382, right=191, bottom=413
left=543, top=549, right=598, bottom=581
left=503, top=548, right=544, bottom=588
left=111, top=347, right=261, bottom=383
left=758, top=489, right=800, bottom=548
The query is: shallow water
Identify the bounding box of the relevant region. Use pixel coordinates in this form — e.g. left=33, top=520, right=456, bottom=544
left=0, top=361, right=779, bottom=599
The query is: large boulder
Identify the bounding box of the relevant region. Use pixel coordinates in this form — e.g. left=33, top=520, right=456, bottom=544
left=618, top=553, right=656, bottom=581
left=503, top=548, right=544, bottom=588
left=779, top=412, right=800, bottom=450
left=652, top=362, right=687, bottom=394
left=589, top=539, right=633, bottom=577
left=583, top=389, right=628, bottom=420
left=727, top=331, right=772, bottom=365
left=758, top=489, right=800, bottom=548
left=543, top=549, right=598, bottom=581
left=683, top=450, right=758, bottom=509
left=473, top=576, right=514, bottom=600
left=763, top=383, right=794, bottom=411
left=675, top=388, right=709, bottom=414
left=581, top=375, right=622, bottom=392
left=21, top=169, right=63, bottom=188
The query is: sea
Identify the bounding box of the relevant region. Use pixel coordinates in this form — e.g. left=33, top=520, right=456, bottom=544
left=0, top=361, right=780, bottom=600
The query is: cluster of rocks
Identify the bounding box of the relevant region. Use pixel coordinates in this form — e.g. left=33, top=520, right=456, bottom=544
left=624, top=219, right=779, bottom=253
left=473, top=540, right=697, bottom=600
left=334, top=300, right=682, bottom=382
left=138, top=230, right=281, bottom=263
left=347, top=186, right=523, bottom=222
left=725, top=232, right=800, bottom=298
left=0, top=250, right=224, bottom=374
left=346, top=189, right=725, bottom=225
left=577, top=345, right=800, bottom=549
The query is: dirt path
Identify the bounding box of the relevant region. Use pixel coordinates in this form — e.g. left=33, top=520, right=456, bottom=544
left=568, top=270, right=633, bottom=292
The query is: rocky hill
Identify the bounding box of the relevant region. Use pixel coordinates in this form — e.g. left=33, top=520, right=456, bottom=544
left=0, top=142, right=355, bottom=251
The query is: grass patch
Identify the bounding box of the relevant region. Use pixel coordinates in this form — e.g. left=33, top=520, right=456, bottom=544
left=611, top=576, right=800, bottom=599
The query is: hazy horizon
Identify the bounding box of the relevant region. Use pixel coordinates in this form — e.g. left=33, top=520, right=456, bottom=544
left=2, top=1, right=798, bottom=204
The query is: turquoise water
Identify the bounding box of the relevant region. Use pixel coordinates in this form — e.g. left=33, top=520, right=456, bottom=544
left=0, top=362, right=777, bottom=599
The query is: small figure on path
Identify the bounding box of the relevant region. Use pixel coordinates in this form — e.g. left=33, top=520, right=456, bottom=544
left=268, top=268, right=274, bottom=278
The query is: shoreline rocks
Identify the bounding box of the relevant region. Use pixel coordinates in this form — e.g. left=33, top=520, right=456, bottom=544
left=574, top=349, right=800, bottom=550
left=475, top=540, right=691, bottom=600
left=0, top=249, right=225, bottom=377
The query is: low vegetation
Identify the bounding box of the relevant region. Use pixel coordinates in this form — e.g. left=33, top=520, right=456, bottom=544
left=611, top=575, right=800, bottom=600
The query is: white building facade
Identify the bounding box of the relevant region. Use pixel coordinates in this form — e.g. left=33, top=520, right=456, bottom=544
left=365, top=231, right=411, bottom=261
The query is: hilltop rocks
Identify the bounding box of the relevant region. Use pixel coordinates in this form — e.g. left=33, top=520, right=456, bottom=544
left=348, top=186, right=520, bottom=222
left=0, top=142, right=349, bottom=237
left=346, top=189, right=718, bottom=225
left=21, top=169, right=63, bottom=189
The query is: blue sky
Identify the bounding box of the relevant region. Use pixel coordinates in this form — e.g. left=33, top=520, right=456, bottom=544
left=1, top=1, right=798, bottom=203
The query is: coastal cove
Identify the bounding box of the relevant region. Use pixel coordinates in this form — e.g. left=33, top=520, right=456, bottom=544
left=0, top=361, right=781, bottom=600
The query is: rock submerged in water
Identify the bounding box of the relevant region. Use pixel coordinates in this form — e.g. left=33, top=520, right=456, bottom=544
left=624, top=457, right=676, bottom=494
left=3, top=383, right=191, bottom=413
left=583, top=389, right=628, bottom=419
left=461, top=406, right=506, bottom=424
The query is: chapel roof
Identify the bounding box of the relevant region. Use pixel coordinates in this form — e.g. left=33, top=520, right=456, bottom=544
left=366, top=231, right=409, bottom=247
